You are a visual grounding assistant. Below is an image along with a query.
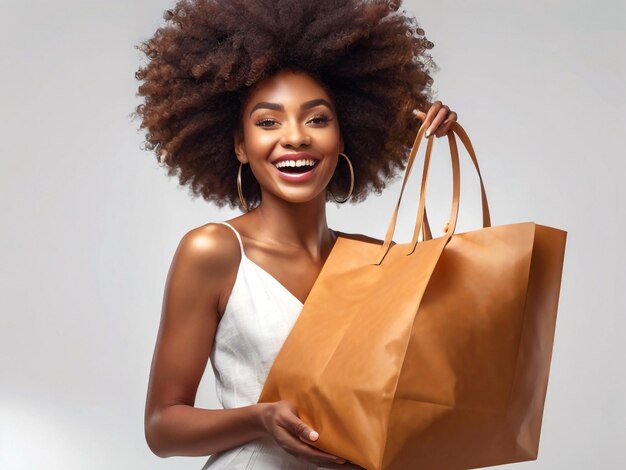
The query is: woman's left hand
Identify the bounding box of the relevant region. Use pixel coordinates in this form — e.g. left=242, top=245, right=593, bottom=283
left=413, top=101, right=458, bottom=138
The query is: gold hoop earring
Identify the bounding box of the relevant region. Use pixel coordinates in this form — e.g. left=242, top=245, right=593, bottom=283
left=237, top=161, right=249, bottom=212
left=329, top=152, right=355, bottom=204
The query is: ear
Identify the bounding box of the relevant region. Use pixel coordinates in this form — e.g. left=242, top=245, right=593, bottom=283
left=339, top=134, right=344, bottom=155
left=233, top=129, right=249, bottom=164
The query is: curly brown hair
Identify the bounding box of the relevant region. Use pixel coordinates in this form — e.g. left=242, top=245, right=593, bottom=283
left=134, top=0, right=438, bottom=210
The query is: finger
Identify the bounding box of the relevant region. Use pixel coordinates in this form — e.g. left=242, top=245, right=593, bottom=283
left=412, top=109, right=433, bottom=137
left=422, top=101, right=443, bottom=138
left=423, top=101, right=442, bottom=127
left=435, top=112, right=458, bottom=137
left=414, top=100, right=441, bottom=120
left=412, top=109, right=427, bottom=121
left=428, top=105, right=451, bottom=137
left=416, top=101, right=442, bottom=137
left=284, top=413, right=346, bottom=463
left=276, top=429, right=345, bottom=464
left=441, top=111, right=457, bottom=126
left=297, top=435, right=347, bottom=462
left=286, top=410, right=319, bottom=443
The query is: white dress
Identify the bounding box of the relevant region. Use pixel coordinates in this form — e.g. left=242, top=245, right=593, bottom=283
left=202, top=222, right=361, bottom=470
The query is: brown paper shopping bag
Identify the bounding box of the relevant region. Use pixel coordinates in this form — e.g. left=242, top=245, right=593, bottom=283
left=258, top=121, right=567, bottom=470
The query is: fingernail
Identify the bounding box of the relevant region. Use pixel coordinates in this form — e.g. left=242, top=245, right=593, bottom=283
left=309, top=430, right=319, bottom=441
left=425, top=130, right=431, bottom=138
left=336, top=458, right=347, bottom=464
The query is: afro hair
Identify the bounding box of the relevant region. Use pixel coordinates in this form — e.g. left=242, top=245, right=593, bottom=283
left=134, top=0, right=438, bottom=210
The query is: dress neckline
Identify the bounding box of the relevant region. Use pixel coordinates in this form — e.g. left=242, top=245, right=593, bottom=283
left=221, top=221, right=338, bottom=307
left=240, top=254, right=304, bottom=306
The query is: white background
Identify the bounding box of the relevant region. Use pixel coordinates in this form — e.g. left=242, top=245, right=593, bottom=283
left=1, top=0, right=624, bottom=468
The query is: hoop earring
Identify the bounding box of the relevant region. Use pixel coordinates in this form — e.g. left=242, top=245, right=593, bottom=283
left=237, top=161, right=250, bottom=212
left=329, top=152, right=355, bottom=204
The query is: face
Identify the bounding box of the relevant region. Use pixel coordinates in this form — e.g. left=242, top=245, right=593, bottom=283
left=234, top=69, right=343, bottom=206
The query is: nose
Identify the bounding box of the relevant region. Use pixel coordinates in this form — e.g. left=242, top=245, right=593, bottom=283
left=280, top=122, right=311, bottom=148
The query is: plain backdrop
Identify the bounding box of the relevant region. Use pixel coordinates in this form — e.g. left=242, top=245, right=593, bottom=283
left=1, top=0, right=624, bottom=468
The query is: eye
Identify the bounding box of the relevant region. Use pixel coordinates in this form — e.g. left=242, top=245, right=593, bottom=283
left=255, top=118, right=277, bottom=128
left=309, top=115, right=332, bottom=125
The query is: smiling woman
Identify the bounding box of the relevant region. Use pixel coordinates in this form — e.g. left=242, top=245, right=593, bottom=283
left=134, top=0, right=455, bottom=468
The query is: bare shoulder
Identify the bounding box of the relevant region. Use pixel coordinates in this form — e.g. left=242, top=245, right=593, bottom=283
left=169, top=222, right=242, bottom=317
left=175, top=222, right=241, bottom=274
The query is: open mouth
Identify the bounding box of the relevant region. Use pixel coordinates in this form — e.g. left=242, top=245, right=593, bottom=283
left=273, top=160, right=319, bottom=174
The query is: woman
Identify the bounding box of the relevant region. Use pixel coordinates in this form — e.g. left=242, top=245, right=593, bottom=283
left=135, top=0, right=457, bottom=467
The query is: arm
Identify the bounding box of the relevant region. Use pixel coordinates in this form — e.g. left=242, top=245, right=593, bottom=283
left=144, top=224, right=347, bottom=464
left=144, top=224, right=266, bottom=457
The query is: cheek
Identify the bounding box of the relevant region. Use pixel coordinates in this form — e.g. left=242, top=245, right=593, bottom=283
left=245, top=129, right=277, bottom=155
left=319, top=126, right=342, bottom=154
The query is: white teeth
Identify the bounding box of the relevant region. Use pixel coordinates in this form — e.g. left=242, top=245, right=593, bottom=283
left=274, top=159, right=317, bottom=169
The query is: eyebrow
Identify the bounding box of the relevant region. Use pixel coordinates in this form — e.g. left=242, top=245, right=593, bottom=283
left=249, top=98, right=334, bottom=118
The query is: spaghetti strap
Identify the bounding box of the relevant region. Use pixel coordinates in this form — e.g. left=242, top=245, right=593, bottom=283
left=218, top=221, right=245, bottom=257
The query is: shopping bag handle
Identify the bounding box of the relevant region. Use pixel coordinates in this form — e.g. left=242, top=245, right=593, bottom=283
left=373, top=121, right=488, bottom=264
left=410, top=122, right=492, bottom=247
left=372, top=121, right=432, bottom=264
left=408, top=126, right=462, bottom=254
left=373, top=123, right=459, bottom=264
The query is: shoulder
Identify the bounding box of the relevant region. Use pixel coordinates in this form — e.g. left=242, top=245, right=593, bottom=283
left=171, top=222, right=242, bottom=278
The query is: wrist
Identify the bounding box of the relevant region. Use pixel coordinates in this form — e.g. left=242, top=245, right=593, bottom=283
left=252, top=402, right=271, bottom=437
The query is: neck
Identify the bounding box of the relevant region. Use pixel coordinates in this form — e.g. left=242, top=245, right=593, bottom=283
left=248, top=190, right=334, bottom=261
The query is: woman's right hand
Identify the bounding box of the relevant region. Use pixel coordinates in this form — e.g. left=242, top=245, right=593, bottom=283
left=258, top=400, right=347, bottom=465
